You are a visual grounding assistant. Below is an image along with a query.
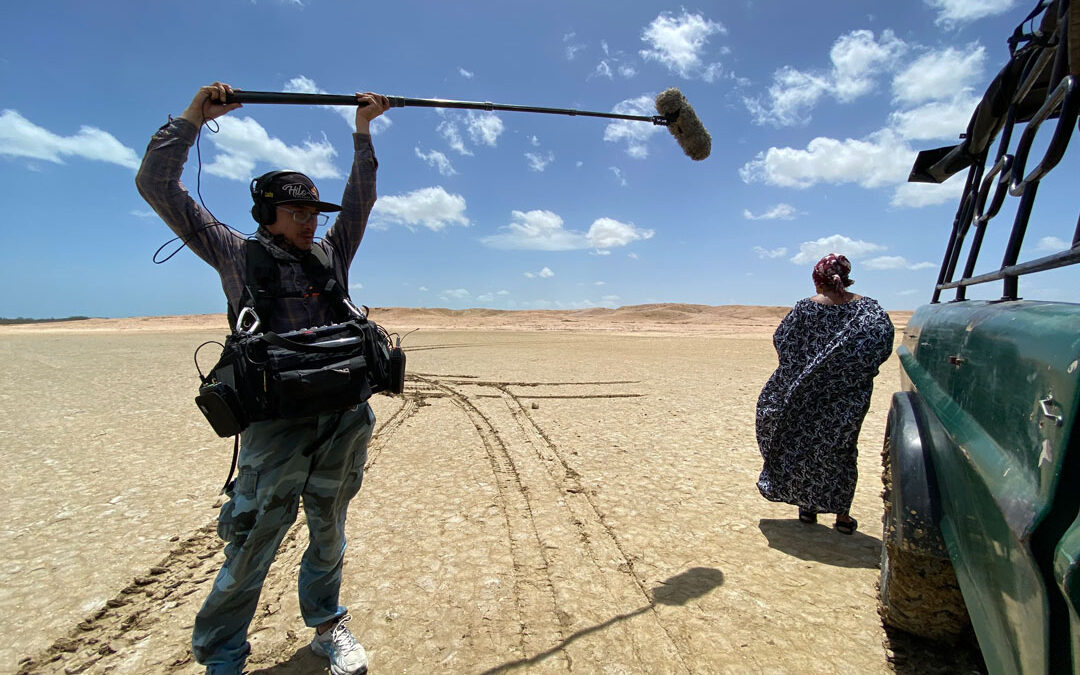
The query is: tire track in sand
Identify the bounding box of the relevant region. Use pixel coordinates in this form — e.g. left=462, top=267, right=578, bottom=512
left=413, top=373, right=567, bottom=664
left=493, top=383, right=691, bottom=671
left=416, top=373, right=689, bottom=672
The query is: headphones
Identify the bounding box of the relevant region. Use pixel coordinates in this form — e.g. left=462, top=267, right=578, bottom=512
left=249, top=170, right=295, bottom=226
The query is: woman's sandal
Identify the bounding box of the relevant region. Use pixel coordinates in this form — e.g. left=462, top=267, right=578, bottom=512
left=834, top=516, right=858, bottom=535
left=798, top=508, right=817, bottom=524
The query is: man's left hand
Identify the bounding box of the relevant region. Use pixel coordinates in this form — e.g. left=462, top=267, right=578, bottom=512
left=355, top=92, right=390, bottom=134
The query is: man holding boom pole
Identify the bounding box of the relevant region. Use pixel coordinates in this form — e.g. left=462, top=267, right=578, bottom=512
left=136, top=82, right=389, bottom=675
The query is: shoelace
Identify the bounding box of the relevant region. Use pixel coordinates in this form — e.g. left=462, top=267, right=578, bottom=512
left=328, top=615, right=361, bottom=656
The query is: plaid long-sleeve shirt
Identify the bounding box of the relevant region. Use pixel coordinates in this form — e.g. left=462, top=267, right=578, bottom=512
left=135, top=117, right=378, bottom=333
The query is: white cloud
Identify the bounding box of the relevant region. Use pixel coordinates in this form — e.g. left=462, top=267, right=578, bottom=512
left=619, top=64, right=638, bottom=78
left=204, top=116, right=342, bottom=180
left=283, top=76, right=392, bottom=134
left=740, top=129, right=914, bottom=189
left=862, top=255, right=936, bottom=270
left=440, top=288, right=470, bottom=300
left=437, top=111, right=504, bottom=154
left=604, top=95, right=665, bottom=158
left=488, top=210, right=583, bottom=251
left=593, top=61, right=614, bottom=79
left=609, top=166, right=628, bottom=186
left=745, top=30, right=906, bottom=126
left=1035, top=236, right=1070, bottom=251
left=525, top=151, right=555, bottom=172
left=587, top=217, right=654, bottom=249
left=415, top=147, right=457, bottom=176
left=481, top=210, right=652, bottom=251
left=564, top=32, right=585, bottom=60
left=466, top=111, right=504, bottom=147
left=130, top=209, right=157, bottom=218
left=371, top=186, right=469, bottom=231
left=892, top=46, right=985, bottom=105
left=639, top=11, right=726, bottom=80
left=925, top=0, right=1019, bottom=26
left=744, top=204, right=799, bottom=220
left=744, top=68, right=830, bottom=127
left=890, top=179, right=966, bottom=207
left=437, top=119, right=471, bottom=156
left=830, top=30, right=906, bottom=102
left=459, top=67, right=474, bottom=79
left=791, top=234, right=887, bottom=265
left=753, top=246, right=788, bottom=259
left=0, top=109, right=139, bottom=169
left=539, top=266, right=555, bottom=278
left=741, top=41, right=989, bottom=208
left=889, top=93, right=981, bottom=141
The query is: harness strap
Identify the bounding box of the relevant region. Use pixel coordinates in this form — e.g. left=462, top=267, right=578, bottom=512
left=228, top=240, right=347, bottom=328
left=220, top=435, right=240, bottom=495
left=260, top=328, right=369, bottom=353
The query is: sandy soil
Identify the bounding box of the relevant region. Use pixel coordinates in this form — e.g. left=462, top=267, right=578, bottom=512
left=0, top=304, right=985, bottom=674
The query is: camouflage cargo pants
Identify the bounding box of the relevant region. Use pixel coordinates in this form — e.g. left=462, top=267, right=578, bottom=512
left=192, top=403, right=374, bottom=670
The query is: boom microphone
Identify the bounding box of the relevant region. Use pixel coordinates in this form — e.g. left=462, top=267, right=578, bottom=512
left=224, top=89, right=711, bottom=160
left=655, top=88, right=711, bottom=161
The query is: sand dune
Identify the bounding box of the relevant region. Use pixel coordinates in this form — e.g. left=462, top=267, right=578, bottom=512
left=0, top=303, right=911, bottom=335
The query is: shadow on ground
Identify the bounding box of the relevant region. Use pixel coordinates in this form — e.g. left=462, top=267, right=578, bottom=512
left=481, top=566, right=725, bottom=674
left=884, top=624, right=987, bottom=675
left=758, top=517, right=880, bottom=569
left=248, top=645, right=325, bottom=674
left=248, top=566, right=726, bottom=674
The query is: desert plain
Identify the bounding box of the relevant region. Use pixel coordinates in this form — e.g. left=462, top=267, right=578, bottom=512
left=0, top=304, right=986, bottom=674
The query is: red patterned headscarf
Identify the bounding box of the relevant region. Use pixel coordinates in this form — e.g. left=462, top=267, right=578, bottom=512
left=812, top=254, right=854, bottom=293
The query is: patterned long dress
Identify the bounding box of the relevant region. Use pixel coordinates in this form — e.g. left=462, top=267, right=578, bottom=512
left=755, top=296, right=894, bottom=514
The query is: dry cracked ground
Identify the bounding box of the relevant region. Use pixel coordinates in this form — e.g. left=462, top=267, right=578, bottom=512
left=0, top=310, right=984, bottom=674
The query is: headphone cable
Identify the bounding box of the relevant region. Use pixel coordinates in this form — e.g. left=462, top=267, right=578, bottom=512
left=152, top=105, right=254, bottom=264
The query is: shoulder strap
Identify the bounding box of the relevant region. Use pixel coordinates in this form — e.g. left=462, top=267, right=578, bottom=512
left=227, top=240, right=348, bottom=329
left=300, top=246, right=352, bottom=322
left=227, top=240, right=281, bottom=329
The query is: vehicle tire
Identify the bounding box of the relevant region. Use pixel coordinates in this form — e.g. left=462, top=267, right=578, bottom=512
left=879, top=434, right=971, bottom=642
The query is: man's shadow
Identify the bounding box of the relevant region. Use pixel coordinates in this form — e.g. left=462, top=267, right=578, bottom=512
left=757, top=518, right=880, bottom=569
left=481, top=566, right=725, bottom=673
left=249, top=566, right=725, bottom=674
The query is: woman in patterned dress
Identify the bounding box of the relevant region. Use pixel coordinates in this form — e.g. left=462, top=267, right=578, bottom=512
left=755, top=254, right=894, bottom=534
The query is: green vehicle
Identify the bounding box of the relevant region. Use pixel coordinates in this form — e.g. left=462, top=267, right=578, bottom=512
left=877, top=1, right=1080, bottom=673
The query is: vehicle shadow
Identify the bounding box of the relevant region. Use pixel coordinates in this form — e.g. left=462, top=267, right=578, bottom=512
left=884, top=625, right=987, bottom=675
left=757, top=518, right=880, bottom=569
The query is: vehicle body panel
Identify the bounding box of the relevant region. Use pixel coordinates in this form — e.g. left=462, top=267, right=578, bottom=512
left=898, top=300, right=1080, bottom=673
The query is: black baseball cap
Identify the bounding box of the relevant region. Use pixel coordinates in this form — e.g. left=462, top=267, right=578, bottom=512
left=255, top=171, right=341, bottom=212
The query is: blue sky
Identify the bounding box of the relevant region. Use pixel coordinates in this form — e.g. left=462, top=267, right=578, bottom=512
left=2, top=0, right=1077, bottom=318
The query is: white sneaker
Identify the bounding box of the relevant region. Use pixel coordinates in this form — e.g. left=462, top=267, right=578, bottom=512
left=310, top=614, right=369, bottom=675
